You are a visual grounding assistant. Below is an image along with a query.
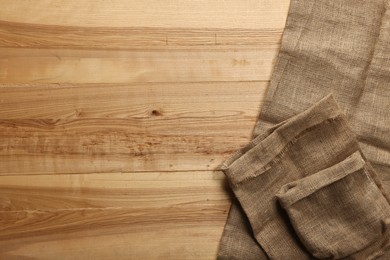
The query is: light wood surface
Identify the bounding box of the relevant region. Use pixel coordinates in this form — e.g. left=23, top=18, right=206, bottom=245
left=0, top=1, right=289, bottom=259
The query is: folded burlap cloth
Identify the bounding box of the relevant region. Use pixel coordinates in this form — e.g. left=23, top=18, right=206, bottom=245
left=217, top=0, right=390, bottom=259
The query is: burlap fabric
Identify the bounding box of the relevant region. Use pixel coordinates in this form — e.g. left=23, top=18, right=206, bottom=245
left=277, top=151, right=390, bottom=259
left=217, top=0, right=390, bottom=258
left=219, top=95, right=390, bottom=259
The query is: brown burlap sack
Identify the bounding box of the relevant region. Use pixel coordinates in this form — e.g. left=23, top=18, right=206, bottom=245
left=220, top=95, right=390, bottom=259
left=277, top=151, right=390, bottom=259
left=218, top=0, right=390, bottom=258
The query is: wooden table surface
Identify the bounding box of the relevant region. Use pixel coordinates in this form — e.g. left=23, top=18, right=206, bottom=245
left=0, top=1, right=289, bottom=259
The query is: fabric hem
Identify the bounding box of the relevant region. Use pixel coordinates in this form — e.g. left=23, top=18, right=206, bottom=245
left=222, top=94, right=342, bottom=186
left=276, top=151, right=366, bottom=207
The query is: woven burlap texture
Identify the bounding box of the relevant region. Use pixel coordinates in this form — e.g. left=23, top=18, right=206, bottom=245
left=218, top=0, right=390, bottom=258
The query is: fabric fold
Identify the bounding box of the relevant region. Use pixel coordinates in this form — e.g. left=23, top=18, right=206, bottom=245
left=222, top=94, right=342, bottom=186
left=277, top=151, right=366, bottom=208
left=221, top=94, right=368, bottom=259
left=218, top=0, right=390, bottom=258
left=277, top=151, right=390, bottom=259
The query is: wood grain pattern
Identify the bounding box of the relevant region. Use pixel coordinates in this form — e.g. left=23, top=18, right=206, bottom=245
left=0, top=48, right=277, bottom=83
left=0, top=0, right=289, bottom=258
left=0, top=171, right=229, bottom=211
left=0, top=82, right=266, bottom=174
left=0, top=82, right=265, bottom=119
left=0, top=171, right=230, bottom=259
left=0, top=0, right=289, bottom=28
left=0, top=21, right=283, bottom=49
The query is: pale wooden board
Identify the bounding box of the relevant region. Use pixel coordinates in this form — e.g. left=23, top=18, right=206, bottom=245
left=0, top=48, right=278, bottom=83
left=1, top=223, right=227, bottom=260
left=0, top=0, right=289, bottom=28
left=0, top=0, right=290, bottom=258
left=0, top=171, right=230, bottom=259
left=0, top=82, right=264, bottom=119
left=0, top=21, right=283, bottom=49
left=0, top=82, right=267, bottom=174
left=0, top=171, right=229, bottom=211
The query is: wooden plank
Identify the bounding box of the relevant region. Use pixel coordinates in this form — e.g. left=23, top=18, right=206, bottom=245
left=0, top=171, right=230, bottom=259
left=0, top=0, right=289, bottom=29
left=0, top=47, right=278, bottom=83
left=0, top=82, right=265, bottom=119
left=0, top=82, right=267, bottom=174
left=0, top=20, right=283, bottom=49
left=0, top=118, right=252, bottom=174
left=0, top=171, right=228, bottom=211
left=0, top=218, right=227, bottom=260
